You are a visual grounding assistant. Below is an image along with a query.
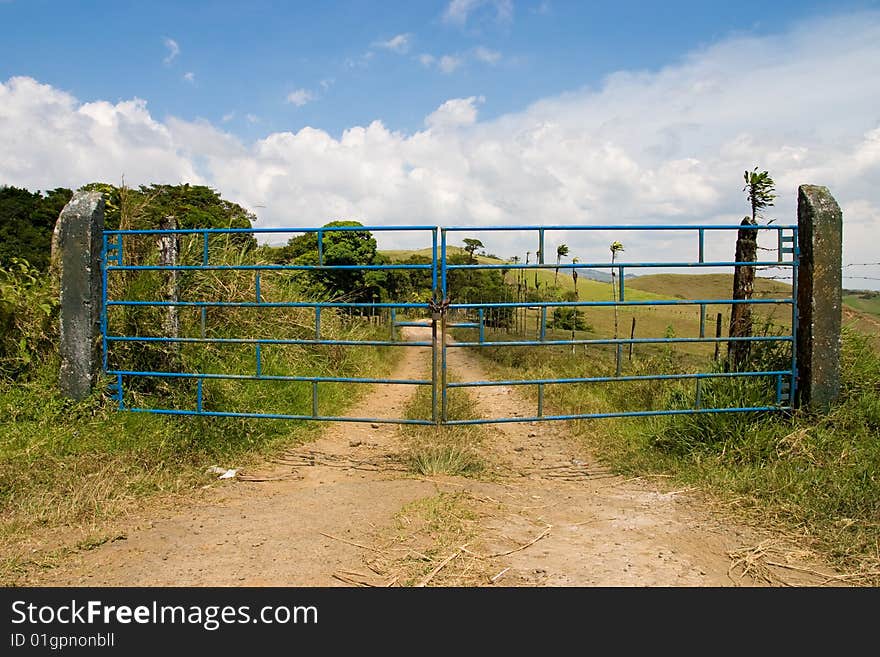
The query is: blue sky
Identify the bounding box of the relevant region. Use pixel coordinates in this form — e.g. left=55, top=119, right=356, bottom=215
left=1, top=0, right=874, bottom=137
left=1, top=1, right=879, bottom=287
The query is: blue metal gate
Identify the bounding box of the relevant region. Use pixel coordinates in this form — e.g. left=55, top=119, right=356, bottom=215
left=101, top=223, right=798, bottom=425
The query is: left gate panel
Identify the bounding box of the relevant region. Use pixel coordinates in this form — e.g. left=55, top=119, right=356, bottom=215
left=101, top=225, right=438, bottom=425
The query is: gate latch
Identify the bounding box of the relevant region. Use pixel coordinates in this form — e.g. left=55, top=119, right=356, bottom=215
left=428, top=296, right=450, bottom=321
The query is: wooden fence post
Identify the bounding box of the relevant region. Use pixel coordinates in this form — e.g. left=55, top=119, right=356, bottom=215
left=727, top=217, right=757, bottom=371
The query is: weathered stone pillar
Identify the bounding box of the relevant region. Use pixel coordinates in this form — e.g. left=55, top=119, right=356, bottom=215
left=57, top=191, right=105, bottom=400
left=796, top=185, right=842, bottom=411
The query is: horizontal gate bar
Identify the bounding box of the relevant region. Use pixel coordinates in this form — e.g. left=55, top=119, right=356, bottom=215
left=446, top=260, right=794, bottom=270
left=443, top=405, right=790, bottom=425
left=106, top=336, right=432, bottom=347
left=107, top=263, right=432, bottom=272
left=446, top=370, right=791, bottom=388
left=449, top=335, right=792, bottom=348
left=122, top=407, right=435, bottom=425
left=107, top=300, right=429, bottom=308
left=109, top=370, right=431, bottom=385
left=441, top=224, right=796, bottom=231
left=449, top=298, right=792, bottom=309
left=105, top=225, right=438, bottom=235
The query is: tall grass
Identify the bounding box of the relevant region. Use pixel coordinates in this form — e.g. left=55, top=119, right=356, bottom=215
left=0, top=229, right=400, bottom=582
left=473, top=323, right=880, bottom=580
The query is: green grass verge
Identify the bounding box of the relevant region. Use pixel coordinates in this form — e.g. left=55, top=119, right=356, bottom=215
left=471, top=327, right=880, bottom=582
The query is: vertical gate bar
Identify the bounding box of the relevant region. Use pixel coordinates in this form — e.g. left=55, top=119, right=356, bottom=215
left=698, top=228, right=705, bottom=263
left=431, top=310, right=438, bottom=424
left=317, top=231, right=324, bottom=266
left=390, top=308, right=396, bottom=340
left=789, top=227, right=799, bottom=407
left=312, top=382, right=319, bottom=418
left=441, top=229, right=448, bottom=298
left=538, top=383, right=544, bottom=417
left=255, top=273, right=262, bottom=303
left=202, top=232, right=209, bottom=266
left=538, top=228, right=545, bottom=265
left=196, top=378, right=203, bottom=414
left=618, top=266, right=625, bottom=302
left=200, top=307, right=207, bottom=339
left=540, top=307, right=547, bottom=341
left=117, top=373, right=124, bottom=410
left=714, top=312, right=722, bottom=361
left=775, top=374, right=783, bottom=404
left=315, top=306, right=322, bottom=339
left=696, top=302, right=707, bottom=407
left=255, top=343, right=262, bottom=377
left=479, top=308, right=485, bottom=343
left=431, top=228, right=438, bottom=296
left=441, top=310, right=448, bottom=422
left=777, top=227, right=784, bottom=264
left=100, top=232, right=109, bottom=372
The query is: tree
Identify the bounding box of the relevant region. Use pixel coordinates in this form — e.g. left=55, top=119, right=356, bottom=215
left=554, top=243, right=569, bottom=285
left=0, top=186, right=73, bottom=271
left=571, top=257, right=580, bottom=296
left=462, top=238, right=484, bottom=263
left=743, top=167, right=776, bottom=223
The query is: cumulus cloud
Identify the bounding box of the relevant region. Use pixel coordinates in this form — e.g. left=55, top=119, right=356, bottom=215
left=374, top=33, right=411, bottom=54
left=1, top=12, right=879, bottom=284
left=443, top=0, right=513, bottom=25
left=425, top=96, right=485, bottom=129
left=285, top=89, right=315, bottom=107
left=473, top=46, right=501, bottom=64
left=183, top=71, right=195, bottom=83
left=438, top=55, right=463, bottom=74
left=162, top=37, right=180, bottom=65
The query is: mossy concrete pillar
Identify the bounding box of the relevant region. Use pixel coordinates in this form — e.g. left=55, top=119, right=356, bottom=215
left=57, top=191, right=105, bottom=400
left=796, top=185, right=842, bottom=412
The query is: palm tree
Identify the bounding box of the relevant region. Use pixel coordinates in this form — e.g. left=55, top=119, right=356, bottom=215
left=555, top=243, right=569, bottom=285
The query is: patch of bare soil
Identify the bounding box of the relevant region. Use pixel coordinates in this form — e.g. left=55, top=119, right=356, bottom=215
left=31, top=327, right=839, bottom=587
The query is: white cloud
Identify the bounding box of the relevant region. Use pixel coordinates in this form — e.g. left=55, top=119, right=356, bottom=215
left=438, top=55, right=463, bottom=74
left=417, top=54, right=436, bottom=67
left=374, top=33, right=411, bottom=54
left=221, top=112, right=235, bottom=123
left=319, top=78, right=334, bottom=91
left=426, top=96, right=485, bottom=129
left=443, top=0, right=513, bottom=25
left=245, top=113, right=259, bottom=124
left=285, top=89, right=315, bottom=107
left=2, top=12, right=879, bottom=286
left=162, top=37, right=180, bottom=65
left=183, top=72, right=195, bottom=83
left=473, top=46, right=501, bottom=64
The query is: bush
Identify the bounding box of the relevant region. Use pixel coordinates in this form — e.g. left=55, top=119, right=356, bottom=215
left=0, top=259, right=58, bottom=379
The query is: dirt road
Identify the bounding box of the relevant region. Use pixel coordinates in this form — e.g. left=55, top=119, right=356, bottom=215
left=36, top=328, right=833, bottom=586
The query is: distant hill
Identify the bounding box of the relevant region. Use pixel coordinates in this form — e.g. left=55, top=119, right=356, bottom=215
left=627, top=273, right=793, bottom=300
left=575, top=268, right=638, bottom=284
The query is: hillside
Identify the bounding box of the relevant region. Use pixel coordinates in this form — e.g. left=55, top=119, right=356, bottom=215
left=628, top=273, right=793, bottom=300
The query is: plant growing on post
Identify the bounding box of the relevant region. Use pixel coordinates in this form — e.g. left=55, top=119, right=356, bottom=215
left=729, top=168, right=775, bottom=371
left=571, top=257, right=579, bottom=296
left=743, top=167, right=777, bottom=223
left=554, top=243, right=569, bottom=285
